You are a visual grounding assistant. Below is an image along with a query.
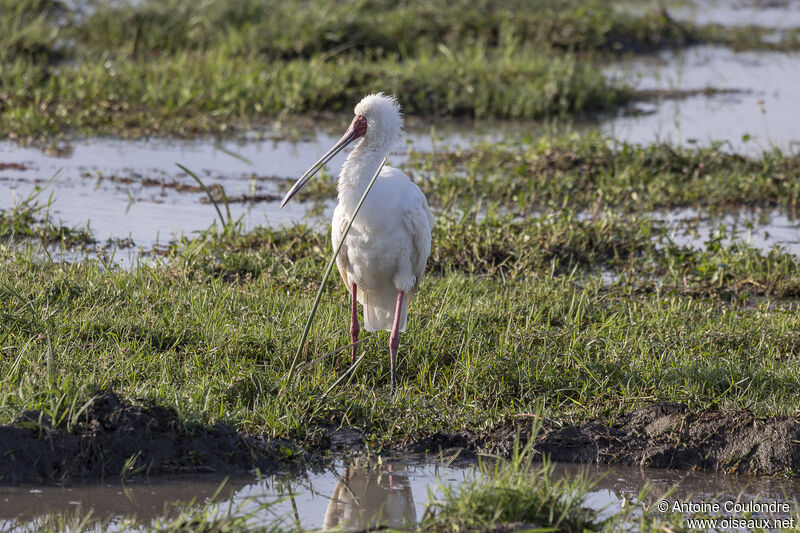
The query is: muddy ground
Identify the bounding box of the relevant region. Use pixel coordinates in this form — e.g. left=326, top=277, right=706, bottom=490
left=2, top=395, right=799, bottom=484
left=0, top=393, right=303, bottom=484
left=408, top=403, right=800, bottom=476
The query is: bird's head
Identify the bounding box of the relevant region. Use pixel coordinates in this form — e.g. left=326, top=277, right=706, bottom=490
left=280, top=93, right=403, bottom=208
left=354, top=93, right=403, bottom=151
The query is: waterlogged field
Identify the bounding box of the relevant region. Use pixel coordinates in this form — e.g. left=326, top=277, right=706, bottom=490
left=3, top=0, right=800, bottom=140
left=2, top=0, right=800, bottom=531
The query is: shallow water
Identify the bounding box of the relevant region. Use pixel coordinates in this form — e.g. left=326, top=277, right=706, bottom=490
left=0, top=121, right=529, bottom=255
left=606, top=45, right=800, bottom=154
left=660, top=207, right=800, bottom=254
left=2, top=459, right=799, bottom=532
left=674, top=0, right=800, bottom=30
left=0, top=118, right=577, bottom=264
left=3, top=143, right=799, bottom=268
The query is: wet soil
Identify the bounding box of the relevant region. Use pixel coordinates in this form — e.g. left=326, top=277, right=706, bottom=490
left=0, top=392, right=301, bottom=485
left=405, top=403, right=800, bottom=476
left=3, top=396, right=800, bottom=485
left=0, top=163, right=29, bottom=171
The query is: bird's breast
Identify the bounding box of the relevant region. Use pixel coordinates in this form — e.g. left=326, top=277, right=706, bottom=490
left=334, top=207, right=410, bottom=291
left=333, top=167, right=430, bottom=294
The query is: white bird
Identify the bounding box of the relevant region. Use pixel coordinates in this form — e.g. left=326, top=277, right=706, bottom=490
left=280, top=93, right=433, bottom=390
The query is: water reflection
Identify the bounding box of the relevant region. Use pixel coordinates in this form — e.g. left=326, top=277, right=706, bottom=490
left=2, top=459, right=799, bottom=531
left=0, top=475, right=253, bottom=529
left=323, top=461, right=416, bottom=530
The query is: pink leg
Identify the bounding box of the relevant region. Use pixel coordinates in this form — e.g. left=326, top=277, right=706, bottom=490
left=389, top=290, right=404, bottom=391
left=350, top=282, right=359, bottom=365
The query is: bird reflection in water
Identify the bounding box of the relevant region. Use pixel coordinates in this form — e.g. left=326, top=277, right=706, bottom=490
left=323, top=461, right=416, bottom=530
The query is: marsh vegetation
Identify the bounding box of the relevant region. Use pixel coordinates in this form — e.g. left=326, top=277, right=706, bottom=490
left=2, top=0, right=800, bottom=531
left=2, top=0, right=799, bottom=139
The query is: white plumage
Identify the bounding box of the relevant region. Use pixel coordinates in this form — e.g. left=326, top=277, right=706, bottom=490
left=281, top=93, right=433, bottom=389
left=332, top=94, right=433, bottom=331
left=332, top=166, right=432, bottom=331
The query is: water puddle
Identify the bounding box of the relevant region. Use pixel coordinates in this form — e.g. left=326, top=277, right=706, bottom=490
left=0, top=136, right=341, bottom=255
left=607, top=45, right=800, bottom=154
left=0, top=121, right=531, bottom=255
left=2, top=459, right=798, bottom=532
left=660, top=207, right=800, bottom=254
left=674, top=0, right=800, bottom=30
left=3, top=135, right=798, bottom=266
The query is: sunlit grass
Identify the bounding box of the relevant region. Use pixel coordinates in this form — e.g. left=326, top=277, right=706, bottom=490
left=412, top=133, right=800, bottom=214
left=2, top=209, right=800, bottom=447
left=71, top=0, right=706, bottom=59
left=74, top=0, right=800, bottom=59
left=3, top=129, right=800, bottom=446
left=423, top=439, right=603, bottom=532
left=0, top=42, right=628, bottom=138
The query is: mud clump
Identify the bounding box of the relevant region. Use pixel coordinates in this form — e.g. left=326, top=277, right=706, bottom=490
left=0, top=162, right=29, bottom=171
left=0, top=393, right=300, bottom=484
left=407, top=403, right=800, bottom=476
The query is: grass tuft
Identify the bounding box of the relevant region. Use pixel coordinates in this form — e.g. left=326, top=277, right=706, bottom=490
left=423, top=436, right=603, bottom=532
left=0, top=186, right=95, bottom=248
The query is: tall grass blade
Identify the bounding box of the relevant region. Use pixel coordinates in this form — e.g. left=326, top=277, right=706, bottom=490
left=177, top=163, right=226, bottom=228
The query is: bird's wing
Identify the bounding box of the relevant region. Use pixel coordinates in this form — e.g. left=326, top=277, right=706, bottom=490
left=331, top=206, right=352, bottom=292
left=402, top=191, right=434, bottom=293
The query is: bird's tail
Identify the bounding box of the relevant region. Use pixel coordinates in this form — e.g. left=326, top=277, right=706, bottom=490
left=361, top=290, right=409, bottom=332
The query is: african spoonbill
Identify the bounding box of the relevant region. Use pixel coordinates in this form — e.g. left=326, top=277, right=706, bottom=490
left=280, top=93, right=433, bottom=390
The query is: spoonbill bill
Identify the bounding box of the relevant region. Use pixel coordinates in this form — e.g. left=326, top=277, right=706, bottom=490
left=280, top=93, right=433, bottom=390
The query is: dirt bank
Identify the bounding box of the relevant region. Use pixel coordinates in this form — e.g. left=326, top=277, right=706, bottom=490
left=3, top=397, right=799, bottom=484
left=0, top=393, right=301, bottom=484
left=407, top=403, right=800, bottom=476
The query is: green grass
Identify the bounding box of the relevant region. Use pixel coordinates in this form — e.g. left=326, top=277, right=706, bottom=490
left=0, top=43, right=629, bottom=139
left=71, top=0, right=800, bottom=59
left=422, top=442, right=603, bottom=532
left=0, top=0, right=65, bottom=63
left=73, top=0, right=696, bottom=59
left=2, top=211, right=800, bottom=446
left=3, top=134, right=800, bottom=524
left=271, top=133, right=800, bottom=214
left=2, top=0, right=799, bottom=138
left=412, top=133, right=800, bottom=214
left=3, top=1, right=800, bottom=530
left=3, top=131, right=800, bottom=444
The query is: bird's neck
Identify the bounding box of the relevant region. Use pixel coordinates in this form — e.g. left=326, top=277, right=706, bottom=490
left=337, top=140, right=386, bottom=211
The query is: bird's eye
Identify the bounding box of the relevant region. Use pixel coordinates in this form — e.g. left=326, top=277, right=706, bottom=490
left=359, top=117, right=366, bottom=123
